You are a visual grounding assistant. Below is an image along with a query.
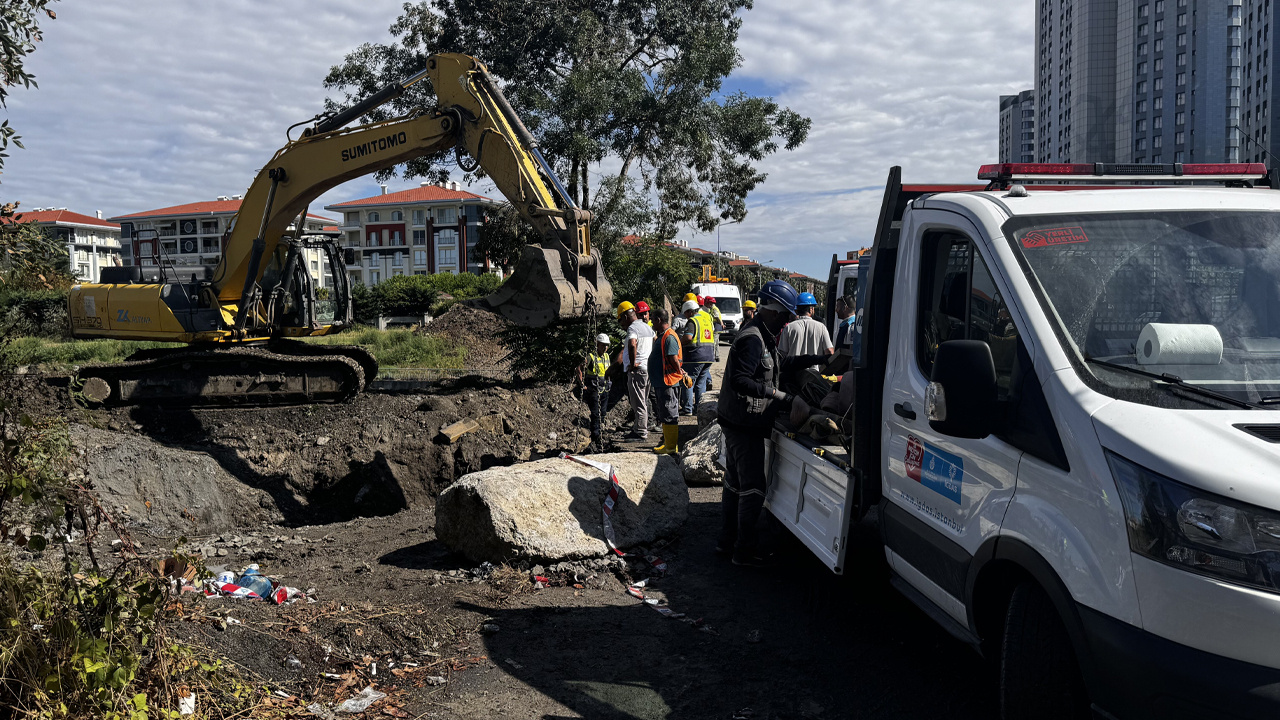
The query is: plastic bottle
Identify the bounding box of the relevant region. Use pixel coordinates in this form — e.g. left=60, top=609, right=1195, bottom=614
left=236, top=564, right=273, bottom=597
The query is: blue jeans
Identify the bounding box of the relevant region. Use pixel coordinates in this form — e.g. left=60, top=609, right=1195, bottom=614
left=681, top=363, right=712, bottom=414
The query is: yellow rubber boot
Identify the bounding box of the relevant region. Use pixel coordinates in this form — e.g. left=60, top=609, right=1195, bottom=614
left=653, top=424, right=680, bottom=455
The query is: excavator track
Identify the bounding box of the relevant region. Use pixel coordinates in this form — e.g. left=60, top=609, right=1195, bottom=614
left=77, top=346, right=365, bottom=407
left=264, top=339, right=379, bottom=391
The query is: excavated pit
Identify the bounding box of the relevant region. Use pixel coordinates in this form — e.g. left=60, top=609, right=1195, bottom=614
left=10, top=374, right=595, bottom=534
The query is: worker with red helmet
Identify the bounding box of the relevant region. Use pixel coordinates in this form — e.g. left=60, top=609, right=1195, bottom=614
left=636, top=300, right=652, bottom=327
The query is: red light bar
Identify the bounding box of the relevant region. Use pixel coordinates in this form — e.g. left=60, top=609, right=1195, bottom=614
left=978, top=162, right=1268, bottom=181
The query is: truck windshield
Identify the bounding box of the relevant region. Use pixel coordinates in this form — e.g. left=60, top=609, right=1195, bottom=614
left=1004, top=211, right=1280, bottom=409
left=716, top=297, right=742, bottom=314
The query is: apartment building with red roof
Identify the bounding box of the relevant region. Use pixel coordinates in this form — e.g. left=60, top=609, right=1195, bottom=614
left=323, top=181, right=502, bottom=285
left=18, top=208, right=122, bottom=283
left=109, top=197, right=336, bottom=288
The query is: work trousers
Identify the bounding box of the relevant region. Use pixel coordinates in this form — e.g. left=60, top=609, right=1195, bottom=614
left=583, top=380, right=605, bottom=443
left=720, top=422, right=771, bottom=556
left=654, top=382, right=680, bottom=425
left=626, top=366, right=650, bottom=438
left=681, top=362, right=712, bottom=414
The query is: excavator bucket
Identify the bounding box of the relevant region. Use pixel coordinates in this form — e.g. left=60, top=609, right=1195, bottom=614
left=483, top=245, right=613, bottom=327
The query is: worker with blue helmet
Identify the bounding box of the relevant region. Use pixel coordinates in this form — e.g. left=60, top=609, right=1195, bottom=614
left=778, top=288, right=834, bottom=364
left=716, top=279, right=826, bottom=566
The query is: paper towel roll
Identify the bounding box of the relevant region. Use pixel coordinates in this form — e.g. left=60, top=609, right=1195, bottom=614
left=1136, top=323, right=1223, bottom=365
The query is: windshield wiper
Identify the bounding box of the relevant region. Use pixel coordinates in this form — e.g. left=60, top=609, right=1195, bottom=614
left=1084, top=357, right=1260, bottom=410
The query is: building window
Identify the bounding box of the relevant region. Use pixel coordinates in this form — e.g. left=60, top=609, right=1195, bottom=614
left=1153, top=135, right=1163, bottom=148
left=412, top=209, right=425, bottom=226
left=435, top=207, right=457, bottom=225
left=413, top=230, right=426, bottom=246
left=1139, top=23, right=1149, bottom=37
left=1154, top=19, right=1164, bottom=33
left=1152, top=154, right=1162, bottom=163
left=393, top=251, right=403, bottom=267
left=202, top=237, right=219, bottom=253
left=1136, top=138, right=1148, bottom=151
left=345, top=212, right=359, bottom=225
left=1139, top=42, right=1148, bottom=55
left=1138, top=61, right=1148, bottom=75
left=436, top=229, right=458, bottom=246
left=1176, top=111, right=1185, bottom=125
left=1176, top=91, right=1186, bottom=106
left=414, top=249, right=427, bottom=266
left=437, top=246, right=457, bottom=271
left=370, top=252, right=380, bottom=266
left=390, top=210, right=404, bottom=221
left=1137, top=119, right=1148, bottom=133
left=1177, top=12, right=1186, bottom=26
left=1138, top=80, right=1148, bottom=94
left=1176, top=72, right=1185, bottom=86
left=1177, top=33, right=1186, bottom=47
left=1154, top=58, right=1163, bottom=72
left=1155, top=0, right=1164, bottom=12
left=201, top=220, right=219, bottom=235
left=1153, top=77, right=1163, bottom=92
left=1154, top=96, right=1164, bottom=110
left=1137, top=99, right=1148, bottom=114
left=368, top=231, right=380, bottom=247
left=1177, top=52, right=1186, bottom=67
left=347, top=231, right=360, bottom=247
left=367, top=211, right=380, bottom=222
left=1155, top=38, right=1164, bottom=52
left=370, top=270, right=381, bottom=284
left=1154, top=115, right=1163, bottom=129
left=1176, top=131, right=1186, bottom=144
left=1139, top=3, right=1149, bottom=17
left=392, top=230, right=403, bottom=244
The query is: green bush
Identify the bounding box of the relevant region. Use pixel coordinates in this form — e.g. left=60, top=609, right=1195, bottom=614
left=372, top=274, right=439, bottom=317
left=351, top=272, right=503, bottom=322
left=0, top=289, right=69, bottom=339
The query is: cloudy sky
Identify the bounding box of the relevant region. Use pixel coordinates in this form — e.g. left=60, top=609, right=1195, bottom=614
left=4, top=0, right=1034, bottom=279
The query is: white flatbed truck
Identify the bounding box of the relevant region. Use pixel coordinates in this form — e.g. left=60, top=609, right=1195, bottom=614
left=764, top=163, right=1280, bottom=720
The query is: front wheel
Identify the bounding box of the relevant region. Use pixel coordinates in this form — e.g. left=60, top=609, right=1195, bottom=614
left=999, top=581, right=1090, bottom=720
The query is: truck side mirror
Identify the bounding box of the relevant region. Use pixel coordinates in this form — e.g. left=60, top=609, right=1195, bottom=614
left=927, top=340, right=998, bottom=439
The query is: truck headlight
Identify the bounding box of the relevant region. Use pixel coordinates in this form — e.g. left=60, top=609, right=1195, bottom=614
left=1109, top=451, right=1280, bottom=594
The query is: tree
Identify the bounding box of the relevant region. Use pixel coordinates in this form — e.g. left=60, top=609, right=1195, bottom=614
left=0, top=201, right=72, bottom=293
left=0, top=0, right=56, bottom=178
left=476, top=204, right=540, bottom=271
left=325, top=0, right=810, bottom=243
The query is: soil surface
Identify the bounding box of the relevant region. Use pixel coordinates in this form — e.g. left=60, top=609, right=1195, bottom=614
left=4, top=347, right=999, bottom=719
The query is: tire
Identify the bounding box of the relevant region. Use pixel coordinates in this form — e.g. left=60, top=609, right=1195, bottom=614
left=999, top=581, right=1089, bottom=720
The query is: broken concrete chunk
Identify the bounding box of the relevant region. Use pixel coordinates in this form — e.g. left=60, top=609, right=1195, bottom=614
left=680, top=422, right=725, bottom=486
left=316, top=436, right=330, bottom=446
left=435, top=453, right=687, bottom=563
left=439, top=419, right=480, bottom=443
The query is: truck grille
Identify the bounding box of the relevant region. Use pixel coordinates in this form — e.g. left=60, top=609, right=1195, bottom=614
left=1235, top=424, right=1280, bottom=443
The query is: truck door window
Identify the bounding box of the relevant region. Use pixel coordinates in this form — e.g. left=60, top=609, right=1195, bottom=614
left=917, top=233, right=972, bottom=376
left=969, top=251, right=1019, bottom=400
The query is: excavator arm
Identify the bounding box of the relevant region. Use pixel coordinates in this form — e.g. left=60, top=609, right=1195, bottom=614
left=67, top=53, right=606, bottom=406
left=218, top=53, right=609, bottom=329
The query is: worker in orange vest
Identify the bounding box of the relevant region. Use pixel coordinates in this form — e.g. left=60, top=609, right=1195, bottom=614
left=649, top=308, right=687, bottom=454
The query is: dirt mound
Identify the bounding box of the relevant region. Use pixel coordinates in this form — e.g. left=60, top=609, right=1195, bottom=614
left=424, top=304, right=512, bottom=370
left=83, top=378, right=592, bottom=528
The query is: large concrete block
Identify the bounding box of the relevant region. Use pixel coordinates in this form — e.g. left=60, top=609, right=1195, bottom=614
left=435, top=452, right=688, bottom=563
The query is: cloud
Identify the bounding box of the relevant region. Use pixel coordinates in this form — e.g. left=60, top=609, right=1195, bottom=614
left=3, top=0, right=406, bottom=221
left=3, top=0, right=1034, bottom=278
left=692, top=0, right=1036, bottom=276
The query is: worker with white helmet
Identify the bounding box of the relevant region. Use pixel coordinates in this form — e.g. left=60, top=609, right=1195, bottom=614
left=578, top=332, right=614, bottom=449
left=618, top=301, right=655, bottom=441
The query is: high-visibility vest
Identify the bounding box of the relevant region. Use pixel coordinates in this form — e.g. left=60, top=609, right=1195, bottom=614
left=691, top=311, right=714, bottom=345
left=708, top=305, right=722, bottom=324
left=586, top=352, right=609, bottom=379
left=660, top=328, right=684, bottom=387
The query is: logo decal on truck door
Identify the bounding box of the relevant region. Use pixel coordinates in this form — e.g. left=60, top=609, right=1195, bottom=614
left=906, top=435, right=964, bottom=504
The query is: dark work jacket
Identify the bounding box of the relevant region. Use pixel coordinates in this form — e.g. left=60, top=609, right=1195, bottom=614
left=719, top=317, right=826, bottom=436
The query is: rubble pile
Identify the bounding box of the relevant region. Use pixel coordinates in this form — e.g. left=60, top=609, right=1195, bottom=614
left=421, top=303, right=513, bottom=370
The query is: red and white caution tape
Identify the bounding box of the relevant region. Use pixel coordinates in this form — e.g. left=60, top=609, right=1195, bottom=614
left=559, top=452, right=668, bottom=574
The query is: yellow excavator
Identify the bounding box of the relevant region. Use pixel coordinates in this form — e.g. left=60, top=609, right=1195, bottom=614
left=67, top=54, right=611, bottom=405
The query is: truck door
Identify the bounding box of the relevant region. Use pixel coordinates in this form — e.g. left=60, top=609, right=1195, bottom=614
left=881, top=214, right=1022, bottom=626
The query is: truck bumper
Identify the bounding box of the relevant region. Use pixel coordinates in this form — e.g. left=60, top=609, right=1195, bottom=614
left=1081, top=604, right=1280, bottom=719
